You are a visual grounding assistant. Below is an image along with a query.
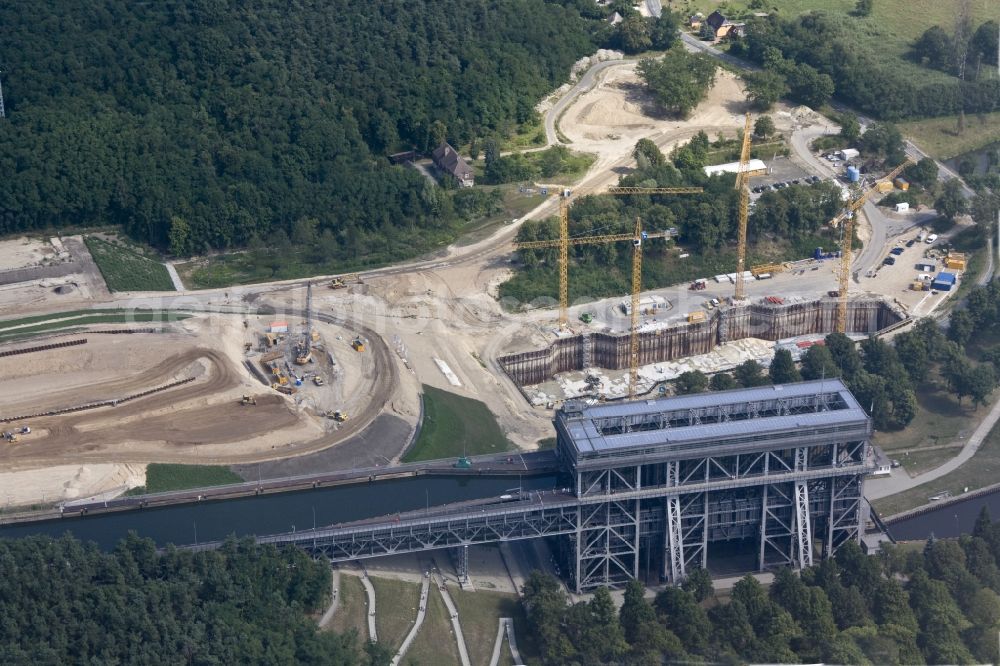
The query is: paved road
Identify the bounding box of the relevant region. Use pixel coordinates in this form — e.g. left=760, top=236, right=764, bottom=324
left=866, top=394, right=1000, bottom=500
left=544, top=58, right=627, bottom=146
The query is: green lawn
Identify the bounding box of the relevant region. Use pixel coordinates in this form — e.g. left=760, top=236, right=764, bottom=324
left=899, top=112, right=1000, bottom=160
left=84, top=236, right=175, bottom=291
left=874, top=417, right=1000, bottom=518
left=370, top=577, right=421, bottom=655
left=404, top=584, right=462, bottom=666
left=126, top=464, right=243, bottom=495
left=403, top=385, right=514, bottom=463
left=328, top=574, right=370, bottom=641
left=874, top=380, right=992, bottom=466
left=448, top=585, right=540, bottom=666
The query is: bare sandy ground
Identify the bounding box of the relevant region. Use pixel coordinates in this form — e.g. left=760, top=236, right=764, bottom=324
left=0, top=237, right=58, bottom=271
left=0, top=463, right=145, bottom=506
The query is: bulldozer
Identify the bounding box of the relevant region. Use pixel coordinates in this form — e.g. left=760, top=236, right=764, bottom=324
left=330, top=410, right=348, bottom=422
left=352, top=337, right=365, bottom=352
left=329, top=273, right=359, bottom=289
left=240, top=395, right=257, bottom=406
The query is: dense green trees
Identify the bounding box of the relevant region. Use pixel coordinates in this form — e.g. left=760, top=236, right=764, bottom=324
left=637, top=49, right=718, bottom=117
left=524, top=511, right=1000, bottom=664
left=733, top=12, right=1000, bottom=120
left=0, top=0, right=600, bottom=258
left=743, top=70, right=788, bottom=111
left=0, top=534, right=378, bottom=664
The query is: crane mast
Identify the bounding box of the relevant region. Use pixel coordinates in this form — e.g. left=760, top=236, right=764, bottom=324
left=835, top=159, right=913, bottom=332
left=537, top=185, right=702, bottom=329
left=733, top=112, right=754, bottom=303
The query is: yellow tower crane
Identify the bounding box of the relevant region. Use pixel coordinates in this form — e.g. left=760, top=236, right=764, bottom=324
left=832, top=158, right=914, bottom=332
left=524, top=185, right=703, bottom=329
left=516, top=217, right=670, bottom=399
left=733, top=112, right=755, bottom=303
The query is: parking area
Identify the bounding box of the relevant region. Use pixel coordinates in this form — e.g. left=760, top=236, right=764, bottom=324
left=859, top=226, right=959, bottom=312
left=750, top=157, right=817, bottom=193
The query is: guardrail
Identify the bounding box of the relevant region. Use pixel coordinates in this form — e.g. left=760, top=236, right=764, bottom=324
left=1, top=376, right=195, bottom=423
left=0, top=338, right=87, bottom=357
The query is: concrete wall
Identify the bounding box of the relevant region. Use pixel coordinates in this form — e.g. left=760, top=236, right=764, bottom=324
left=498, top=297, right=906, bottom=386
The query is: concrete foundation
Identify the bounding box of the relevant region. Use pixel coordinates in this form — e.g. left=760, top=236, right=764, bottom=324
left=498, top=297, right=907, bottom=387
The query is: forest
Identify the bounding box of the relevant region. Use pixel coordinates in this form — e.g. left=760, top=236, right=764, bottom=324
left=524, top=509, right=1000, bottom=665
left=0, top=0, right=601, bottom=258
left=0, top=534, right=386, bottom=664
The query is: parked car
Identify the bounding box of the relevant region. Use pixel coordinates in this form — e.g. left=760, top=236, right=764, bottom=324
left=890, top=247, right=904, bottom=256
left=905, top=239, right=916, bottom=247
left=883, top=256, right=896, bottom=266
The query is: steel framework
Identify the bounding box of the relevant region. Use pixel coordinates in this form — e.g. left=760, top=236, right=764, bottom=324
left=210, top=383, right=873, bottom=593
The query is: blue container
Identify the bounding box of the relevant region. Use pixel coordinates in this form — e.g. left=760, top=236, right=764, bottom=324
left=813, top=247, right=823, bottom=260
left=846, top=166, right=860, bottom=183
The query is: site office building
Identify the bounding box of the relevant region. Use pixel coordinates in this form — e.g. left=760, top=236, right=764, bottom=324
left=552, top=380, right=873, bottom=591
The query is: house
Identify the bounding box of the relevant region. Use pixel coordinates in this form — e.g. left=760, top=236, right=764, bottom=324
left=432, top=143, right=474, bottom=187
left=688, top=12, right=704, bottom=29
left=608, top=11, right=624, bottom=25
left=704, top=11, right=746, bottom=39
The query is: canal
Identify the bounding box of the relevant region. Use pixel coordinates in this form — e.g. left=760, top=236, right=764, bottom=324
left=888, top=491, right=1000, bottom=541
left=0, top=473, right=559, bottom=549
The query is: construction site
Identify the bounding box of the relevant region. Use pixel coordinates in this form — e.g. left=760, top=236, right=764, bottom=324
left=0, top=51, right=972, bottom=511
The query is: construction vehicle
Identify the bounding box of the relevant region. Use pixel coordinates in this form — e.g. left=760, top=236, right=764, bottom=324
left=514, top=185, right=703, bottom=329
left=689, top=279, right=707, bottom=291
left=313, top=376, right=325, bottom=386
left=352, top=337, right=365, bottom=352
left=3, top=431, right=18, bottom=443
left=295, top=282, right=314, bottom=365
left=240, top=395, right=257, bottom=406
left=579, top=312, right=593, bottom=324
left=454, top=456, right=473, bottom=469
left=831, top=158, right=914, bottom=332
left=329, top=273, right=359, bottom=289
left=331, top=410, right=348, bottom=422
left=275, top=385, right=297, bottom=396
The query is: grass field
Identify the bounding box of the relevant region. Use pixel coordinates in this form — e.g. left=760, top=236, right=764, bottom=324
left=0, top=311, right=191, bottom=343
left=328, top=574, right=370, bottom=641
left=683, top=0, right=994, bottom=51
left=370, top=577, right=421, bottom=655
left=402, top=385, right=514, bottom=463
left=403, top=584, right=462, bottom=666
left=448, top=585, right=539, bottom=666
left=874, top=417, right=1000, bottom=517
left=84, top=236, right=175, bottom=292
left=900, top=112, right=1000, bottom=160
left=125, top=464, right=243, bottom=495
left=874, top=380, right=992, bottom=477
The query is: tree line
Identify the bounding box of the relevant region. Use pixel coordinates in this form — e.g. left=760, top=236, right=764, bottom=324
left=732, top=12, right=1000, bottom=120
left=0, top=0, right=601, bottom=258
left=0, top=534, right=387, bottom=664
left=523, top=508, right=1000, bottom=664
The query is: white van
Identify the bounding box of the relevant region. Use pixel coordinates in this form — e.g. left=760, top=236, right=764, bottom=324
left=925, top=234, right=938, bottom=244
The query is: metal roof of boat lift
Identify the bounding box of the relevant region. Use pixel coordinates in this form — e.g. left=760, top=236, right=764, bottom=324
left=559, top=380, right=869, bottom=457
